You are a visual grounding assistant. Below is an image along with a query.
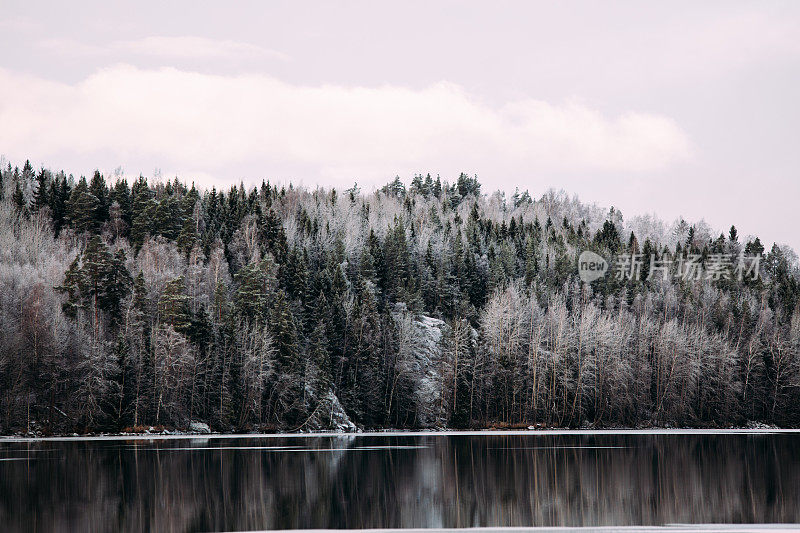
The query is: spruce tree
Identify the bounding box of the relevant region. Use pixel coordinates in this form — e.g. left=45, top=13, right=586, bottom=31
left=81, top=236, right=113, bottom=330
left=234, top=257, right=277, bottom=322
left=524, top=235, right=538, bottom=287
left=158, top=277, right=191, bottom=333
left=261, top=209, right=288, bottom=263
left=177, top=216, right=200, bottom=257
left=51, top=176, right=70, bottom=235
left=89, top=170, right=110, bottom=227
left=112, top=335, right=134, bottom=428
left=130, top=177, right=156, bottom=248
left=11, top=181, right=25, bottom=214
left=66, top=177, right=99, bottom=233
left=31, top=168, right=49, bottom=212
left=308, top=319, right=332, bottom=393
left=103, top=249, right=133, bottom=328
left=110, top=179, right=133, bottom=232
left=343, top=282, right=385, bottom=425
left=21, top=159, right=34, bottom=182
left=154, top=195, right=183, bottom=240
left=269, top=290, right=305, bottom=424
left=269, top=291, right=299, bottom=370
left=57, top=255, right=84, bottom=318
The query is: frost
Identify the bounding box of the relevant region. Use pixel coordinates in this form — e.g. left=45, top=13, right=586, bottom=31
left=393, top=305, right=449, bottom=428
left=189, top=421, right=211, bottom=434
left=301, top=390, right=358, bottom=433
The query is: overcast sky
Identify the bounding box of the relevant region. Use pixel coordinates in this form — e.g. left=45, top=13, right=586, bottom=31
left=1, top=0, right=798, bottom=250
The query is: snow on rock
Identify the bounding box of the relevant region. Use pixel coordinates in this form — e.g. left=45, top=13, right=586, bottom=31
left=189, top=421, right=211, bottom=434
left=303, top=390, right=358, bottom=433
left=393, top=305, right=449, bottom=428
left=746, top=421, right=780, bottom=430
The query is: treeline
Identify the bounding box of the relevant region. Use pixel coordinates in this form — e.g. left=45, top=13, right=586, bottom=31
left=0, top=161, right=798, bottom=434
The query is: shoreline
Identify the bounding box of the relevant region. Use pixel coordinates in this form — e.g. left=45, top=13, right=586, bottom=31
left=2, top=427, right=799, bottom=443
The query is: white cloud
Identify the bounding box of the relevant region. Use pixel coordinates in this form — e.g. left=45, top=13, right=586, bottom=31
left=39, top=36, right=288, bottom=61
left=0, top=65, right=690, bottom=187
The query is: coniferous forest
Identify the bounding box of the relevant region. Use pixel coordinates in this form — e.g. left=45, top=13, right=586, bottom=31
left=0, top=160, right=799, bottom=435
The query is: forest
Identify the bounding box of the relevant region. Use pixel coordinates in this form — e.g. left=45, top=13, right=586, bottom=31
left=0, top=159, right=798, bottom=434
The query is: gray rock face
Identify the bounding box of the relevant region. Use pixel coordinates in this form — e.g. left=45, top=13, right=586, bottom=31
left=392, top=305, right=449, bottom=428
left=303, top=390, right=358, bottom=433
left=188, top=421, right=211, bottom=434
left=409, top=315, right=448, bottom=427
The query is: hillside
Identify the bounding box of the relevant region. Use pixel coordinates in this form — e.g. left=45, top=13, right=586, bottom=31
left=0, top=162, right=798, bottom=434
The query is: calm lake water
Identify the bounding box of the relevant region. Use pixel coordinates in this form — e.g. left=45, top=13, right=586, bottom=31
left=0, top=431, right=799, bottom=532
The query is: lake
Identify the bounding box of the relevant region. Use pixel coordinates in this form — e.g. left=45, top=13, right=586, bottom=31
left=1, top=431, right=799, bottom=532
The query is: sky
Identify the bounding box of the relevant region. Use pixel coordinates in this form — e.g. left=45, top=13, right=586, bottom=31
left=0, top=0, right=798, bottom=250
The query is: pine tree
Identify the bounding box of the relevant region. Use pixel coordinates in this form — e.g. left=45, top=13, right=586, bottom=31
left=308, top=319, right=332, bottom=392
left=283, top=247, right=308, bottom=301
left=729, top=225, right=738, bottom=243
left=112, top=335, right=133, bottom=428
left=57, top=255, right=84, bottom=318
left=234, top=257, right=277, bottom=322
left=89, top=170, right=110, bottom=228
left=31, top=168, right=49, bottom=212
left=177, top=197, right=202, bottom=256
left=158, top=277, right=191, bottom=333
left=270, top=291, right=299, bottom=370
left=383, top=218, right=409, bottom=299
left=524, top=235, right=538, bottom=287
left=66, top=177, right=99, bottom=233
left=110, top=179, right=133, bottom=234
left=342, top=282, right=386, bottom=425
left=261, top=209, right=287, bottom=263
left=11, top=181, right=25, bottom=214
left=51, top=176, right=70, bottom=235
left=154, top=195, right=183, bottom=240
left=130, top=177, right=156, bottom=248
left=595, top=219, right=621, bottom=253
left=103, top=249, right=133, bottom=328
left=21, top=159, right=34, bottom=182
left=445, top=318, right=473, bottom=428
left=81, top=236, right=113, bottom=332
left=177, top=216, right=199, bottom=257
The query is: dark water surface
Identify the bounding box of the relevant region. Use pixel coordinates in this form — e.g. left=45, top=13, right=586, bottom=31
left=0, top=432, right=799, bottom=532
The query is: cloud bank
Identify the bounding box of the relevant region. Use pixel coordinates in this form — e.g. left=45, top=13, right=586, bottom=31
left=0, top=65, right=690, bottom=187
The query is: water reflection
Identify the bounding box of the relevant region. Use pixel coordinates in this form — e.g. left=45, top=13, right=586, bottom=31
left=0, top=433, right=798, bottom=531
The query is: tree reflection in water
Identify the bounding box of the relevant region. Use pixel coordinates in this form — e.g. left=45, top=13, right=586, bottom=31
left=0, top=433, right=798, bottom=531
